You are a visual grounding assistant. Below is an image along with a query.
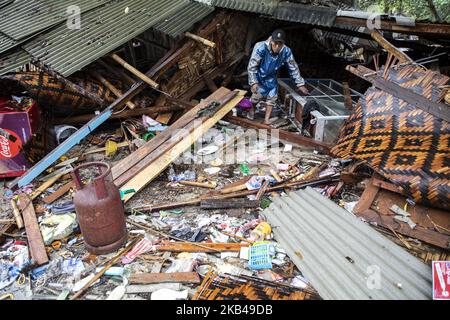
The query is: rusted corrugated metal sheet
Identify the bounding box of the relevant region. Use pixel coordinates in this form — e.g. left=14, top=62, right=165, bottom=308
left=0, top=31, right=16, bottom=54
left=212, top=0, right=278, bottom=15
left=264, top=187, right=432, bottom=300
left=0, top=0, right=110, bottom=40
left=154, top=1, right=215, bottom=38
left=0, top=49, right=30, bottom=75
left=23, top=0, right=187, bottom=77
left=273, top=2, right=336, bottom=27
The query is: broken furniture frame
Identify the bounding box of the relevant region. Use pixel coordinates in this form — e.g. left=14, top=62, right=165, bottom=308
left=278, top=78, right=363, bottom=143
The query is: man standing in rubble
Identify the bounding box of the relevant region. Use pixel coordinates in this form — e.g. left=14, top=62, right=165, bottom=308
left=248, top=29, right=309, bottom=124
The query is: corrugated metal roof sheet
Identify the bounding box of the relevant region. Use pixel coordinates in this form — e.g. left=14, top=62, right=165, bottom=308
left=273, top=2, right=337, bottom=27
left=0, top=49, right=31, bottom=75
left=23, top=0, right=187, bottom=77
left=0, top=0, right=110, bottom=40
left=0, top=0, right=12, bottom=9
left=212, top=0, right=278, bottom=15
left=154, top=2, right=215, bottom=38
left=264, top=187, right=432, bottom=300
left=0, top=32, right=17, bottom=54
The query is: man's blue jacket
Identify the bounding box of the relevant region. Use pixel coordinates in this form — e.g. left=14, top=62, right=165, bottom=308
left=248, top=37, right=305, bottom=98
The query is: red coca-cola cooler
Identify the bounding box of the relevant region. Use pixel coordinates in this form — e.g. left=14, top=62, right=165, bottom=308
left=0, top=96, right=40, bottom=178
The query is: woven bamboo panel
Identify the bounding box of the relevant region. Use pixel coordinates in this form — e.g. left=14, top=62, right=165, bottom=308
left=1, top=72, right=154, bottom=116
left=193, top=271, right=320, bottom=300
left=332, top=65, right=449, bottom=210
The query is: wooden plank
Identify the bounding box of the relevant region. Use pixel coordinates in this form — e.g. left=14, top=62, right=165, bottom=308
left=112, top=87, right=231, bottom=182
left=256, top=180, right=270, bottom=200
left=42, top=181, right=76, bottom=204
left=358, top=209, right=450, bottom=249
left=371, top=178, right=403, bottom=195
left=129, top=272, right=200, bottom=285
left=353, top=178, right=380, bottom=214
left=179, top=181, right=217, bottom=189
left=114, top=90, right=236, bottom=187
left=10, top=199, right=24, bottom=229
left=16, top=194, right=48, bottom=266
left=121, top=91, right=246, bottom=202
left=31, top=172, right=65, bottom=200
left=372, top=77, right=450, bottom=123
left=225, top=116, right=331, bottom=154
left=201, top=198, right=260, bottom=209
left=157, top=242, right=249, bottom=253
left=371, top=30, right=413, bottom=64
left=218, top=176, right=251, bottom=194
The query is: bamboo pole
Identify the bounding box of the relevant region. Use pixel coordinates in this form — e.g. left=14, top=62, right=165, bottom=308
left=110, top=54, right=159, bottom=89
left=185, top=32, right=216, bottom=48
left=91, top=71, right=136, bottom=109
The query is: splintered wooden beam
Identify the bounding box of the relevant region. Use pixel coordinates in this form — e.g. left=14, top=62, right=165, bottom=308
left=42, top=180, right=76, bottom=204
left=17, top=193, right=48, bottom=266
left=371, top=30, right=413, bottom=64
left=129, top=272, right=201, bottom=285
left=157, top=242, right=249, bottom=253
left=110, top=53, right=159, bottom=89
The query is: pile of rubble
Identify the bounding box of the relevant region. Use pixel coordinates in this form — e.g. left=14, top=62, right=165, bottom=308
left=0, top=8, right=449, bottom=302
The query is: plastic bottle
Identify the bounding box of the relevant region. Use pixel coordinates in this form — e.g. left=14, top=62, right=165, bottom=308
left=249, top=222, right=272, bottom=242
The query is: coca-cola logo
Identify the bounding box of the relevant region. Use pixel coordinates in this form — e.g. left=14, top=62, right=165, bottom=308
left=0, top=129, right=21, bottom=159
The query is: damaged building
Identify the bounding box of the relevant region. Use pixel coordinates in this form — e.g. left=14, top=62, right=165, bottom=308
left=0, top=0, right=449, bottom=301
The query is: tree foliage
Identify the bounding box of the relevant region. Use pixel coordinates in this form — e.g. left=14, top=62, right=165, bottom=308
left=356, top=0, right=450, bottom=22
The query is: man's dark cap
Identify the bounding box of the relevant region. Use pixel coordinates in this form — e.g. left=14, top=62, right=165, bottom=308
left=271, top=29, right=286, bottom=43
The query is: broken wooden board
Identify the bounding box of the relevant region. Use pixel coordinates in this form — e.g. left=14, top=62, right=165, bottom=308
left=218, top=176, right=251, bottom=194
left=121, top=90, right=245, bottom=202
left=129, top=272, right=200, bottom=285
left=114, top=89, right=236, bottom=187
left=201, top=198, right=261, bottom=209
left=0, top=224, right=16, bottom=244
left=156, top=242, right=249, bottom=253
left=225, top=115, right=331, bottom=154
left=112, top=87, right=232, bottom=185
left=42, top=181, right=75, bottom=204
left=354, top=178, right=450, bottom=249
left=16, top=193, right=48, bottom=265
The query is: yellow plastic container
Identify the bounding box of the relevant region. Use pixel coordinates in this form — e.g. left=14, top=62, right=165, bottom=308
left=250, top=222, right=272, bottom=242
left=105, top=140, right=118, bottom=157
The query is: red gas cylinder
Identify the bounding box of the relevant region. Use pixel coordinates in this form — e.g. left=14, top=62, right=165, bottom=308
left=71, top=162, right=127, bottom=255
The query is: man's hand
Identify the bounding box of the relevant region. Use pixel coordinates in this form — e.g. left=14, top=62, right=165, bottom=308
left=251, top=83, right=260, bottom=94
left=297, top=85, right=309, bottom=95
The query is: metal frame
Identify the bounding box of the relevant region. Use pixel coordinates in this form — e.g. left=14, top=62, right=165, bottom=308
left=278, top=78, right=363, bottom=143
